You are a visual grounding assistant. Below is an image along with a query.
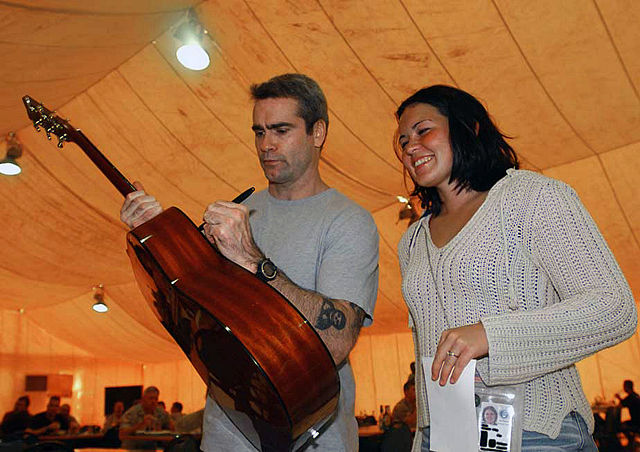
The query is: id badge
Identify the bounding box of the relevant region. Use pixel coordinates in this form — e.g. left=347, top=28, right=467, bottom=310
left=478, top=401, right=514, bottom=451
left=475, top=375, right=524, bottom=452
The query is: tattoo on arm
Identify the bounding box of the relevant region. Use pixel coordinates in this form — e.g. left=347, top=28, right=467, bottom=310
left=315, top=298, right=347, bottom=330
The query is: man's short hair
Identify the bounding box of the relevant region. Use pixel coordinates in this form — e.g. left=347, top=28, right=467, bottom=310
left=250, top=73, right=329, bottom=134
left=143, top=386, right=160, bottom=396
left=18, top=396, right=30, bottom=407
left=403, top=381, right=415, bottom=392
left=171, top=402, right=183, bottom=412
left=49, top=395, right=61, bottom=404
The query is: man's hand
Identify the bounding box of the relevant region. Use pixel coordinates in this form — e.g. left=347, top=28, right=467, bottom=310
left=120, top=181, right=163, bottom=229
left=202, top=201, right=263, bottom=272
left=432, top=322, right=489, bottom=386
left=141, top=414, right=154, bottom=429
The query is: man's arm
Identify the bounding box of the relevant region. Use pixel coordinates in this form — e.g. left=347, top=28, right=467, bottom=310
left=270, top=268, right=366, bottom=365
left=202, top=200, right=368, bottom=365
left=25, top=421, right=60, bottom=436
left=118, top=414, right=153, bottom=438
left=68, top=416, right=80, bottom=434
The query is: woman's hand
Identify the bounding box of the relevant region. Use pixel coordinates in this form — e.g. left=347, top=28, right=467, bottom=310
left=432, top=322, right=489, bottom=385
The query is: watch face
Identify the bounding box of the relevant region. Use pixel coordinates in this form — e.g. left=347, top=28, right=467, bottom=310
left=263, top=260, right=276, bottom=277
left=258, top=258, right=277, bottom=281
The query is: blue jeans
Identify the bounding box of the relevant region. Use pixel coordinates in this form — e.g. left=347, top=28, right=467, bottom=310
left=421, top=412, right=598, bottom=451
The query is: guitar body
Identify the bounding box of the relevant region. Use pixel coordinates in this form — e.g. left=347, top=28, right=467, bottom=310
left=126, top=207, right=340, bottom=452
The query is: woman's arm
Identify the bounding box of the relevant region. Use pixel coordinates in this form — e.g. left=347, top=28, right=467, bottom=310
left=481, top=178, right=636, bottom=385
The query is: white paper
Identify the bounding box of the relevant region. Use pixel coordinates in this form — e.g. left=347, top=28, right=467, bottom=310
left=423, top=356, right=478, bottom=452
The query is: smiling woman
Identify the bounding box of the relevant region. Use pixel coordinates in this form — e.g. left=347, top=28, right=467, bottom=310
left=395, top=85, right=519, bottom=217
left=395, top=85, right=636, bottom=452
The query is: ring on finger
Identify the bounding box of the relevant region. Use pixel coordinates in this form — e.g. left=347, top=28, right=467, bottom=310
left=446, top=351, right=459, bottom=359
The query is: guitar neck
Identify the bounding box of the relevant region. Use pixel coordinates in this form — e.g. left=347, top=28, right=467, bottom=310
left=22, top=95, right=136, bottom=197
left=73, top=129, right=136, bottom=197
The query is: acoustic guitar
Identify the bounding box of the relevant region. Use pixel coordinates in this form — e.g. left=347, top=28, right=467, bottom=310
left=22, top=95, right=340, bottom=451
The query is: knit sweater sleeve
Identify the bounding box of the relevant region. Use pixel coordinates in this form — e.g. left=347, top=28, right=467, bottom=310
left=481, top=178, right=637, bottom=385
left=398, top=222, right=418, bottom=279
left=398, top=221, right=423, bottom=330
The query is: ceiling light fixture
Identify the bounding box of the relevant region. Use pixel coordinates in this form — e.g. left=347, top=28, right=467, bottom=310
left=92, top=284, right=108, bottom=313
left=174, top=9, right=210, bottom=71
left=0, top=132, right=23, bottom=176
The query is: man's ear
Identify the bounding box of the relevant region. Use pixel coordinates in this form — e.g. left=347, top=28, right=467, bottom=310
left=312, top=120, right=327, bottom=148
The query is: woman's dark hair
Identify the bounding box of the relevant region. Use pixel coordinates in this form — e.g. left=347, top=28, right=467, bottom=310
left=395, top=85, right=519, bottom=216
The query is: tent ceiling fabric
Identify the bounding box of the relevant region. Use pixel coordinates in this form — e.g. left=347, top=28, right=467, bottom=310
left=0, top=0, right=638, bottom=362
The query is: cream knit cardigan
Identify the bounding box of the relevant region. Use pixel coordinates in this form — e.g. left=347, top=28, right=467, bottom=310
left=398, top=169, right=637, bottom=445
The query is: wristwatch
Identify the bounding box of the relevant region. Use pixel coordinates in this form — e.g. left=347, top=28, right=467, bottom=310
left=255, top=257, right=277, bottom=283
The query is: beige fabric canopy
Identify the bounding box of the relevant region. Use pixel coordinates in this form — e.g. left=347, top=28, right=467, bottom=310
left=0, top=0, right=638, bottom=420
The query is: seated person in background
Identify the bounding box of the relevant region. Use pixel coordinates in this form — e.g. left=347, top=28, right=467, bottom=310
left=119, top=386, right=173, bottom=450
left=170, top=402, right=183, bottom=423
left=103, top=401, right=125, bottom=432
left=59, top=404, right=80, bottom=434
left=25, top=396, right=68, bottom=436
left=157, top=401, right=167, bottom=413
left=616, top=379, right=640, bottom=434
left=406, top=361, right=416, bottom=385
left=391, top=380, right=417, bottom=429
left=1, top=395, right=32, bottom=438
left=381, top=381, right=416, bottom=452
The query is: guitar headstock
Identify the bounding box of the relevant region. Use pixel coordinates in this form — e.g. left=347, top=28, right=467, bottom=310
left=22, top=95, right=75, bottom=148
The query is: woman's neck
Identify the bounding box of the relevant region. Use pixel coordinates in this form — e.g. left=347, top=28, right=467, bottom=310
left=436, top=184, right=487, bottom=216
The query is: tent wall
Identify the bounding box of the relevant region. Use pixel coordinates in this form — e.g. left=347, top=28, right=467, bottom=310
left=0, top=310, right=205, bottom=426
left=3, top=306, right=639, bottom=427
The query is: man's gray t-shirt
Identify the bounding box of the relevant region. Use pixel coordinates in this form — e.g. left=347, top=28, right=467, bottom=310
left=202, top=188, right=379, bottom=451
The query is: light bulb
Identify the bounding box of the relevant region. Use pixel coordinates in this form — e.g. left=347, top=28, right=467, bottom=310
left=0, top=160, right=21, bottom=176
left=176, top=44, right=210, bottom=70
left=92, top=302, right=108, bottom=313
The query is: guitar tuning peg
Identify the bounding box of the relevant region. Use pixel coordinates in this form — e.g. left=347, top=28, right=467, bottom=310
left=57, top=135, right=67, bottom=148
left=45, top=130, right=52, bottom=140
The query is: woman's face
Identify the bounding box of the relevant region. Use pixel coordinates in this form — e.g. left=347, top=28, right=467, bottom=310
left=484, top=408, right=497, bottom=424
left=398, top=103, right=453, bottom=191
